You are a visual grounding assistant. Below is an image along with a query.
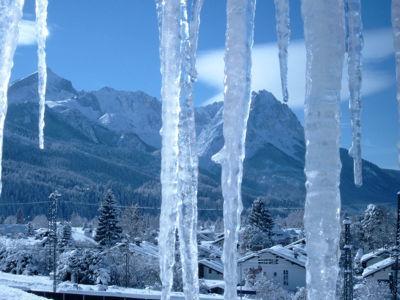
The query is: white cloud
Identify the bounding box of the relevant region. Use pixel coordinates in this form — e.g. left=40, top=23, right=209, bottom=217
left=18, top=19, right=37, bottom=46
left=197, top=28, right=394, bottom=108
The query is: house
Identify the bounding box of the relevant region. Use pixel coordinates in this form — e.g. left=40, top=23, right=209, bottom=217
left=199, top=259, right=223, bottom=280
left=129, top=241, right=159, bottom=258
left=362, top=256, right=399, bottom=282
left=238, top=244, right=306, bottom=292
left=360, top=247, right=392, bottom=269
left=198, top=241, right=222, bottom=259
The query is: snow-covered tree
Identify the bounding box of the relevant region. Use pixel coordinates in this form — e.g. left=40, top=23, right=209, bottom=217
left=16, top=208, right=24, bottom=224
left=360, top=204, right=395, bottom=251
left=254, top=274, right=292, bottom=299
left=59, top=222, right=72, bottom=252
left=26, top=222, right=34, bottom=237
left=31, top=215, right=48, bottom=229
left=120, top=205, right=143, bottom=241
left=3, top=215, right=16, bottom=224
left=241, top=198, right=274, bottom=251
left=94, top=189, right=122, bottom=247
left=354, top=279, right=391, bottom=299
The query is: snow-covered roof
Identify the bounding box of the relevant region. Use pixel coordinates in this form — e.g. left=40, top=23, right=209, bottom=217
left=360, top=247, right=392, bottom=263
left=237, top=252, right=258, bottom=263
left=129, top=241, right=159, bottom=258
left=0, top=284, right=47, bottom=300
left=71, top=227, right=97, bottom=246
left=199, top=241, right=222, bottom=258
left=199, top=259, right=223, bottom=274
left=362, top=257, right=396, bottom=277
left=265, top=245, right=306, bottom=267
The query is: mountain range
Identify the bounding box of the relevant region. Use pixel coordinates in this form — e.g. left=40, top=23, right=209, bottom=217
left=1, top=69, right=399, bottom=219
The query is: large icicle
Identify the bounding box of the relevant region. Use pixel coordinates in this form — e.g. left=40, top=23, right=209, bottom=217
left=156, top=1, right=183, bottom=299
left=176, top=1, right=203, bottom=300
left=346, top=0, right=363, bottom=187
left=273, top=0, right=290, bottom=102
left=214, top=0, right=256, bottom=299
left=392, top=0, right=400, bottom=166
left=0, top=0, right=25, bottom=194
left=35, top=0, right=48, bottom=150
left=301, top=0, right=345, bottom=299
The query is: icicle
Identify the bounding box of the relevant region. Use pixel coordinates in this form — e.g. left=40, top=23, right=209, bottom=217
left=0, top=0, right=25, bottom=194
left=392, top=0, right=400, bottom=167
left=301, top=0, right=345, bottom=299
left=35, top=0, right=48, bottom=150
left=156, top=0, right=183, bottom=299
left=176, top=1, right=203, bottom=300
left=273, top=0, right=290, bottom=102
left=216, top=0, right=256, bottom=299
left=346, top=0, right=363, bottom=187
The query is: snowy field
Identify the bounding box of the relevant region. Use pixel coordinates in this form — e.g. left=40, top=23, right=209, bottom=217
left=0, top=272, right=223, bottom=300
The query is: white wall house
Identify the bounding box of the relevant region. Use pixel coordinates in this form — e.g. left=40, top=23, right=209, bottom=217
left=238, top=244, right=306, bottom=292
left=199, top=259, right=223, bottom=280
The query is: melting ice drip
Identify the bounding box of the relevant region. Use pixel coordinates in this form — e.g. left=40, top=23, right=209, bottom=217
left=0, top=0, right=25, bottom=194
left=156, top=0, right=203, bottom=299
left=346, top=0, right=363, bottom=187
left=301, top=0, right=345, bottom=299
left=211, top=0, right=256, bottom=299
left=274, top=0, right=290, bottom=103
left=36, top=0, right=49, bottom=150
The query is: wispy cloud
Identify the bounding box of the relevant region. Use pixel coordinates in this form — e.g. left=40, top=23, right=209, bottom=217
left=197, top=28, right=394, bottom=107
left=18, top=19, right=37, bottom=46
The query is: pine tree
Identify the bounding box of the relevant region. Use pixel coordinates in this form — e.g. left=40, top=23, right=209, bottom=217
left=59, top=222, right=72, bottom=252
left=249, top=198, right=274, bottom=235
left=242, top=198, right=274, bottom=251
left=95, top=189, right=122, bottom=247
left=26, top=222, right=34, bottom=237
left=16, top=208, right=25, bottom=224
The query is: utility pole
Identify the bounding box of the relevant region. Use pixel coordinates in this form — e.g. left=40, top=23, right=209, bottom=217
left=391, top=192, right=400, bottom=300
left=48, top=190, right=61, bottom=293
left=343, top=217, right=353, bottom=300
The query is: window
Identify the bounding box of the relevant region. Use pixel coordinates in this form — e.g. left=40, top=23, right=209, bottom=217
left=283, top=270, right=289, bottom=286
left=208, top=268, right=212, bottom=274
left=274, top=272, right=277, bottom=277
left=258, top=258, right=278, bottom=264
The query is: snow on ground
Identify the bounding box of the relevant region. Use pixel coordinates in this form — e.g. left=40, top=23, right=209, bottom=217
left=0, top=272, right=223, bottom=300
left=0, top=285, right=47, bottom=300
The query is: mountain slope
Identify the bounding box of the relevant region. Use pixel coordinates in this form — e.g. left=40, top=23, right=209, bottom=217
left=2, top=70, right=399, bottom=219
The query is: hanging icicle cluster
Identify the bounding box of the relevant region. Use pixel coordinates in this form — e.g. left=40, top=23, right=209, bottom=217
left=301, top=0, right=346, bottom=299
left=156, top=0, right=203, bottom=299
left=274, top=0, right=290, bottom=103
left=346, top=0, right=363, bottom=187
left=0, top=0, right=25, bottom=194
left=36, top=0, right=49, bottom=150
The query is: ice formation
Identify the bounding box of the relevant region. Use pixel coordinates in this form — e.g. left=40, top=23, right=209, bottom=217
left=213, top=0, right=256, bottom=298
left=274, top=0, right=290, bottom=102
left=346, top=0, right=363, bottom=186
left=156, top=0, right=183, bottom=299
left=35, top=0, right=49, bottom=150
left=0, top=0, right=25, bottom=194
left=176, top=0, right=203, bottom=299
left=393, top=0, right=400, bottom=166
left=301, top=0, right=345, bottom=299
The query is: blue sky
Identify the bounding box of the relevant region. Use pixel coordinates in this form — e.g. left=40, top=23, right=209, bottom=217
left=11, top=0, right=399, bottom=170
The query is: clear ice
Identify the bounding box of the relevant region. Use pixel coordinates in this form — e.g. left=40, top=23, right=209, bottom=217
left=35, top=0, right=48, bottom=150
left=274, top=0, right=290, bottom=102
left=156, top=0, right=183, bottom=299
left=0, top=0, right=25, bottom=193
left=301, top=0, right=345, bottom=299
left=214, top=0, right=256, bottom=298
left=346, top=0, right=363, bottom=186
left=177, top=1, right=203, bottom=300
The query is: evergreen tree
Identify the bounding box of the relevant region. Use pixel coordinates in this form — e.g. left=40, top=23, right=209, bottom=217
left=16, top=208, right=25, bottom=224
left=241, top=198, right=274, bottom=251
left=95, top=189, right=122, bottom=247
left=248, top=198, right=274, bottom=235
left=59, top=222, right=72, bottom=252
left=26, top=222, right=34, bottom=237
